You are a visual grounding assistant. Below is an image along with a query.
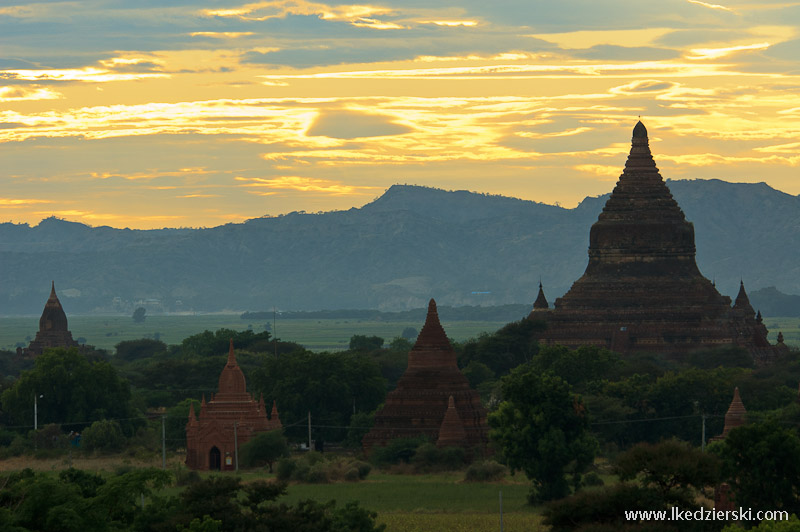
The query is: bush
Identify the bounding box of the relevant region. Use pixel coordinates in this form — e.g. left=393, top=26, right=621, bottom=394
left=411, top=443, right=465, bottom=472
left=370, top=437, right=427, bottom=466
left=276, top=455, right=372, bottom=483
left=239, top=430, right=289, bottom=472
left=583, top=471, right=605, bottom=487
left=81, top=419, right=126, bottom=453
left=32, top=423, right=67, bottom=450
left=174, top=465, right=201, bottom=487
left=464, top=460, right=507, bottom=482
left=276, top=457, right=297, bottom=481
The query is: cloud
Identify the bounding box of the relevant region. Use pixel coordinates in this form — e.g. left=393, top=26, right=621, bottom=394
left=0, top=197, right=55, bottom=207
left=687, top=42, right=770, bottom=59
left=0, top=86, right=61, bottom=101
left=685, top=0, right=736, bottom=13
left=306, top=110, right=412, bottom=139
left=202, top=0, right=394, bottom=25
left=570, top=45, right=680, bottom=61
left=610, top=80, right=678, bottom=94
left=236, top=175, right=381, bottom=195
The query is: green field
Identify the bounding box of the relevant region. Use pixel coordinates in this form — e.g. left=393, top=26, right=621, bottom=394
left=0, top=314, right=510, bottom=353
left=281, top=472, right=543, bottom=532
left=2, top=313, right=797, bottom=354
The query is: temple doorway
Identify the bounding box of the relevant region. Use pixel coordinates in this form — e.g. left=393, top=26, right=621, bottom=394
left=209, top=446, right=221, bottom=470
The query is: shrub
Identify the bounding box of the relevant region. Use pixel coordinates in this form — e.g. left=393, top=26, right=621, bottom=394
left=81, top=419, right=126, bottom=453
left=32, top=423, right=67, bottom=450
left=174, top=465, right=201, bottom=487
left=276, top=455, right=372, bottom=483
left=583, top=471, right=605, bottom=487
left=464, top=460, right=507, bottom=482
left=276, top=457, right=297, bottom=481
left=370, top=437, right=427, bottom=466
left=239, top=430, right=289, bottom=472
left=411, top=443, right=465, bottom=472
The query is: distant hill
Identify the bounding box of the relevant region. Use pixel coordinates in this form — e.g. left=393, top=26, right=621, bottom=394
left=2, top=180, right=799, bottom=316
left=750, top=287, right=800, bottom=317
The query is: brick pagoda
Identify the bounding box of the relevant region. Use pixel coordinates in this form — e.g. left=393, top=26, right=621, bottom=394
left=533, top=122, right=787, bottom=364
left=362, top=299, right=488, bottom=453
left=19, top=282, right=79, bottom=358
left=186, top=339, right=281, bottom=470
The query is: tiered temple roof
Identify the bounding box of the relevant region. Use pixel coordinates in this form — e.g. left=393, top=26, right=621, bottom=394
left=533, top=122, right=786, bottom=364
left=186, top=339, right=281, bottom=470
left=362, top=299, right=488, bottom=453
left=20, top=282, right=78, bottom=357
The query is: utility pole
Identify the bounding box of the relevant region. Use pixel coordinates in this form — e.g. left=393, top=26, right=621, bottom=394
left=161, top=415, right=166, bottom=469
left=234, top=421, right=239, bottom=472
left=499, top=490, right=504, bottom=532
left=273, top=307, right=277, bottom=358
left=34, top=392, right=38, bottom=431
left=308, top=411, right=312, bottom=451
left=701, top=414, right=706, bottom=452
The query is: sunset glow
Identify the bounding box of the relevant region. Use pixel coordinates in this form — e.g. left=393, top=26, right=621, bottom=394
left=1, top=1, right=799, bottom=228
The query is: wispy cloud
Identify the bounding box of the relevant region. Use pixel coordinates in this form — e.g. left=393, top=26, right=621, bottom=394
left=0, top=197, right=55, bottom=206
left=686, top=0, right=737, bottom=13
left=236, top=175, right=382, bottom=195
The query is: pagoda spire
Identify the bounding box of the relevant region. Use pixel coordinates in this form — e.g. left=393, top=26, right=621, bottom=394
left=407, top=299, right=456, bottom=368
left=270, top=400, right=282, bottom=429
left=533, top=281, right=549, bottom=311
left=187, top=402, right=198, bottom=426
left=227, top=338, right=237, bottom=366
left=720, top=387, right=746, bottom=438
left=733, top=281, right=755, bottom=316
left=436, top=395, right=467, bottom=448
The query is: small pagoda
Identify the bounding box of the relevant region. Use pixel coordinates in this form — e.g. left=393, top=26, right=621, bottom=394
left=186, top=339, right=281, bottom=470
left=362, top=299, right=488, bottom=453
left=533, top=122, right=787, bottom=364
left=19, top=282, right=79, bottom=358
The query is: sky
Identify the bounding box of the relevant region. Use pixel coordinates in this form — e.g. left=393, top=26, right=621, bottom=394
left=1, top=1, right=800, bottom=229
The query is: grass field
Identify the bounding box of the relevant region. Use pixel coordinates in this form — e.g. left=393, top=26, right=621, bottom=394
left=0, top=314, right=510, bottom=353
left=281, top=471, right=544, bottom=532
left=2, top=313, right=797, bottom=354
left=0, top=454, right=543, bottom=532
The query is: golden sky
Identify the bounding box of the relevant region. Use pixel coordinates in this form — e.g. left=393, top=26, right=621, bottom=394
left=2, top=0, right=800, bottom=228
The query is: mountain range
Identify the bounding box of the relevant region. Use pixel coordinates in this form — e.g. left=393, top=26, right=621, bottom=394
left=2, top=179, right=799, bottom=315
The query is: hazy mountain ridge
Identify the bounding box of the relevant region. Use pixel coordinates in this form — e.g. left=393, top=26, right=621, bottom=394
left=2, top=180, right=799, bottom=315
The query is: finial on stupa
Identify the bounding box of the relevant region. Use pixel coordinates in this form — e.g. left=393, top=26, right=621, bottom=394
left=632, top=120, right=647, bottom=139
left=227, top=338, right=237, bottom=366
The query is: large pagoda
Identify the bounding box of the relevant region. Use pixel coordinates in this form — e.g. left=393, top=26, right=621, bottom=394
left=533, top=122, right=786, bottom=364
left=19, top=282, right=79, bottom=358
left=362, top=299, right=489, bottom=453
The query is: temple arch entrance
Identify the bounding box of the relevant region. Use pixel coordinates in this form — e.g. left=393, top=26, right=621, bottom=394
left=209, top=446, right=221, bottom=470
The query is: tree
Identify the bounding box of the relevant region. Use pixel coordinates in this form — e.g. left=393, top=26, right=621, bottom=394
left=250, top=350, right=386, bottom=442
left=81, top=419, right=126, bottom=453
left=349, top=335, right=384, bottom=352
left=240, top=430, right=290, bottom=472
left=711, top=420, right=800, bottom=516
left=133, top=307, right=146, bottom=323
left=489, top=365, right=597, bottom=503
left=458, top=318, right=544, bottom=377
left=115, top=338, right=167, bottom=362
left=400, top=327, right=417, bottom=340
left=614, top=439, right=720, bottom=503
left=0, top=348, right=139, bottom=434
